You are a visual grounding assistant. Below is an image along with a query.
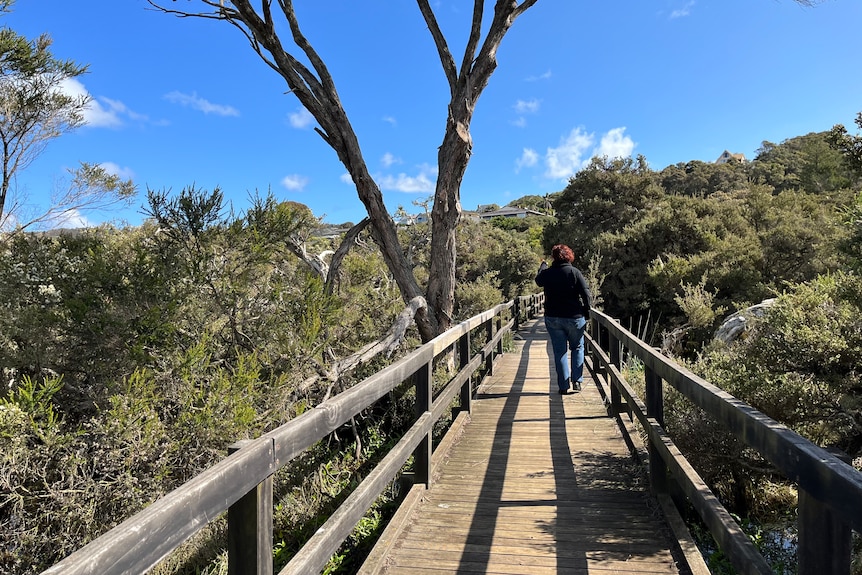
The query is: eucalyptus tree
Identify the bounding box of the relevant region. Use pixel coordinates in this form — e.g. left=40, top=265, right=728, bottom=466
left=147, top=0, right=539, bottom=341
left=0, top=3, right=135, bottom=232
left=0, top=16, right=88, bottom=226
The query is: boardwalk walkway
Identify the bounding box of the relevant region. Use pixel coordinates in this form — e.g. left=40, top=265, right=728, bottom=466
left=369, top=320, right=685, bottom=575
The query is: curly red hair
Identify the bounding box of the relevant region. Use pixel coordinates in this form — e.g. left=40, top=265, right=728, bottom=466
left=551, top=244, right=574, bottom=264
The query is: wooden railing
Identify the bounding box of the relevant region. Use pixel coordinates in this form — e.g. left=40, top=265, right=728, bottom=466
left=587, top=308, right=862, bottom=575
left=41, top=294, right=543, bottom=575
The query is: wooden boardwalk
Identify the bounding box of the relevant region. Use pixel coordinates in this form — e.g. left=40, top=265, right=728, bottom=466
left=370, top=320, right=684, bottom=575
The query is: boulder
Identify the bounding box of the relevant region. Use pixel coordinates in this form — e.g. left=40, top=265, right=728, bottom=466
left=714, top=298, right=776, bottom=344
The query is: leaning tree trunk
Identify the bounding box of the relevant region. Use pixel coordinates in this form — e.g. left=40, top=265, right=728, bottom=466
left=161, top=0, right=439, bottom=341
left=148, top=0, right=540, bottom=340
left=427, top=89, right=472, bottom=333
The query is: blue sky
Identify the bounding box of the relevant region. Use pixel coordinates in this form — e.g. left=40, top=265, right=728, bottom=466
left=4, top=0, right=861, bottom=227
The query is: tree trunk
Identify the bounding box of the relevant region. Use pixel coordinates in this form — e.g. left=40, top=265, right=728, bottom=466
left=420, top=0, right=539, bottom=333
left=148, top=0, right=540, bottom=340
left=427, top=89, right=473, bottom=332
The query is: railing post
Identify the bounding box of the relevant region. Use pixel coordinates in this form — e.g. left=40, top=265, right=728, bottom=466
left=513, top=297, right=521, bottom=331
left=485, top=318, right=494, bottom=376
left=496, top=314, right=503, bottom=356
left=798, top=449, right=852, bottom=575
left=227, top=441, right=273, bottom=575
left=459, top=331, right=472, bottom=414
left=644, top=366, right=667, bottom=495
left=592, top=321, right=609, bottom=379
left=609, top=331, right=623, bottom=415
left=588, top=318, right=599, bottom=375
left=414, top=360, right=433, bottom=488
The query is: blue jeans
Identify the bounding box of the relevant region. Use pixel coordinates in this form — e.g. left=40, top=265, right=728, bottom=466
left=544, top=316, right=587, bottom=391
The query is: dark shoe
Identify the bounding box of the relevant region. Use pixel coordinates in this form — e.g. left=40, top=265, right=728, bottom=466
left=573, top=381, right=582, bottom=392
left=557, top=387, right=568, bottom=395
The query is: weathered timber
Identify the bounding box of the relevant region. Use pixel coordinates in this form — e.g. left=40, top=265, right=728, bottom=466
left=227, top=440, right=273, bottom=575
left=280, top=413, right=434, bottom=575
left=588, top=308, right=862, bottom=575
left=370, top=320, right=683, bottom=575
left=41, top=295, right=533, bottom=575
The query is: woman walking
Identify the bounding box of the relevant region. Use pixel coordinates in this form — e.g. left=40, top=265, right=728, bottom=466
left=535, top=244, right=592, bottom=394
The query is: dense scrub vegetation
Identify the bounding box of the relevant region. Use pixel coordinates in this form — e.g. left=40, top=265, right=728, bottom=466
left=545, top=128, right=862, bottom=571
left=3, top=125, right=862, bottom=573
left=0, top=187, right=542, bottom=574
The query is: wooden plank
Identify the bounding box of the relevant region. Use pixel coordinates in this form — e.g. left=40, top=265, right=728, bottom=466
left=227, top=442, right=274, bottom=575
left=370, top=320, right=682, bottom=575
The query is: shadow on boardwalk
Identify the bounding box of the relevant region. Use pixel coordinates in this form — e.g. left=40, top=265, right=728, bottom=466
left=371, top=320, right=685, bottom=575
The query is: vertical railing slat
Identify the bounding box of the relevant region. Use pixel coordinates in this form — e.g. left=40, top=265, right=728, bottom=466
left=798, top=448, right=852, bottom=575
left=484, top=318, right=494, bottom=376
left=609, top=331, right=623, bottom=415
left=227, top=441, right=274, bottom=575
left=644, top=366, right=667, bottom=495
left=458, top=331, right=472, bottom=414
left=414, top=360, right=433, bottom=488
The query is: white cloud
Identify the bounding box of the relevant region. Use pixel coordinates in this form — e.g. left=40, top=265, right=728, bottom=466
left=100, top=97, right=148, bottom=123
left=378, top=163, right=437, bottom=194
left=382, top=116, right=397, bottom=127
left=540, top=126, right=636, bottom=180
left=526, top=70, right=552, bottom=82
left=515, top=148, right=538, bottom=173
left=59, top=78, right=123, bottom=128
left=340, top=173, right=354, bottom=184
left=381, top=152, right=401, bottom=168
left=514, top=99, right=541, bottom=115
left=98, top=161, right=135, bottom=180
left=288, top=107, right=314, bottom=129
left=164, top=91, right=240, bottom=117
left=281, top=174, right=309, bottom=191
left=545, top=127, right=594, bottom=180
left=512, top=98, right=540, bottom=128
left=670, top=1, right=695, bottom=18
left=597, top=127, right=635, bottom=159
left=52, top=208, right=91, bottom=229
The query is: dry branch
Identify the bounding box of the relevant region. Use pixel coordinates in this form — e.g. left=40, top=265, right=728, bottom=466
left=295, top=296, right=427, bottom=400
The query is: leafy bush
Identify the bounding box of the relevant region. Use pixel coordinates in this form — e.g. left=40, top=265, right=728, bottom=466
left=668, top=272, right=862, bottom=517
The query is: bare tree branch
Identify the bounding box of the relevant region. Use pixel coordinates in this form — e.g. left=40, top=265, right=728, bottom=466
left=145, top=1, right=544, bottom=341
left=416, top=0, right=457, bottom=92
left=295, top=296, right=427, bottom=399
left=325, top=217, right=369, bottom=295
left=461, top=0, right=485, bottom=80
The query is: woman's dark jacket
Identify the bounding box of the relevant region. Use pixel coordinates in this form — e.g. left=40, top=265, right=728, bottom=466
left=535, top=261, right=591, bottom=319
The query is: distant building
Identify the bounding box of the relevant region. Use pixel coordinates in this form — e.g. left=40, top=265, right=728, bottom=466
left=313, top=224, right=354, bottom=238
left=715, top=150, right=747, bottom=164
left=395, top=213, right=429, bottom=226
left=476, top=206, right=550, bottom=220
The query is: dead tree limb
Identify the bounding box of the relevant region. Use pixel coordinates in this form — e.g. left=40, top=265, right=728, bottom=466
left=295, top=296, right=427, bottom=400
left=325, top=217, right=369, bottom=295
left=147, top=1, right=543, bottom=341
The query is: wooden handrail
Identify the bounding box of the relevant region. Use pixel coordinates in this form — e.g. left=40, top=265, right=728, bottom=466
left=41, top=294, right=541, bottom=575
left=587, top=308, right=862, bottom=575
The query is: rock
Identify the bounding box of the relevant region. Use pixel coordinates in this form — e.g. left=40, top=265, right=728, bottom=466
left=714, top=298, right=776, bottom=343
